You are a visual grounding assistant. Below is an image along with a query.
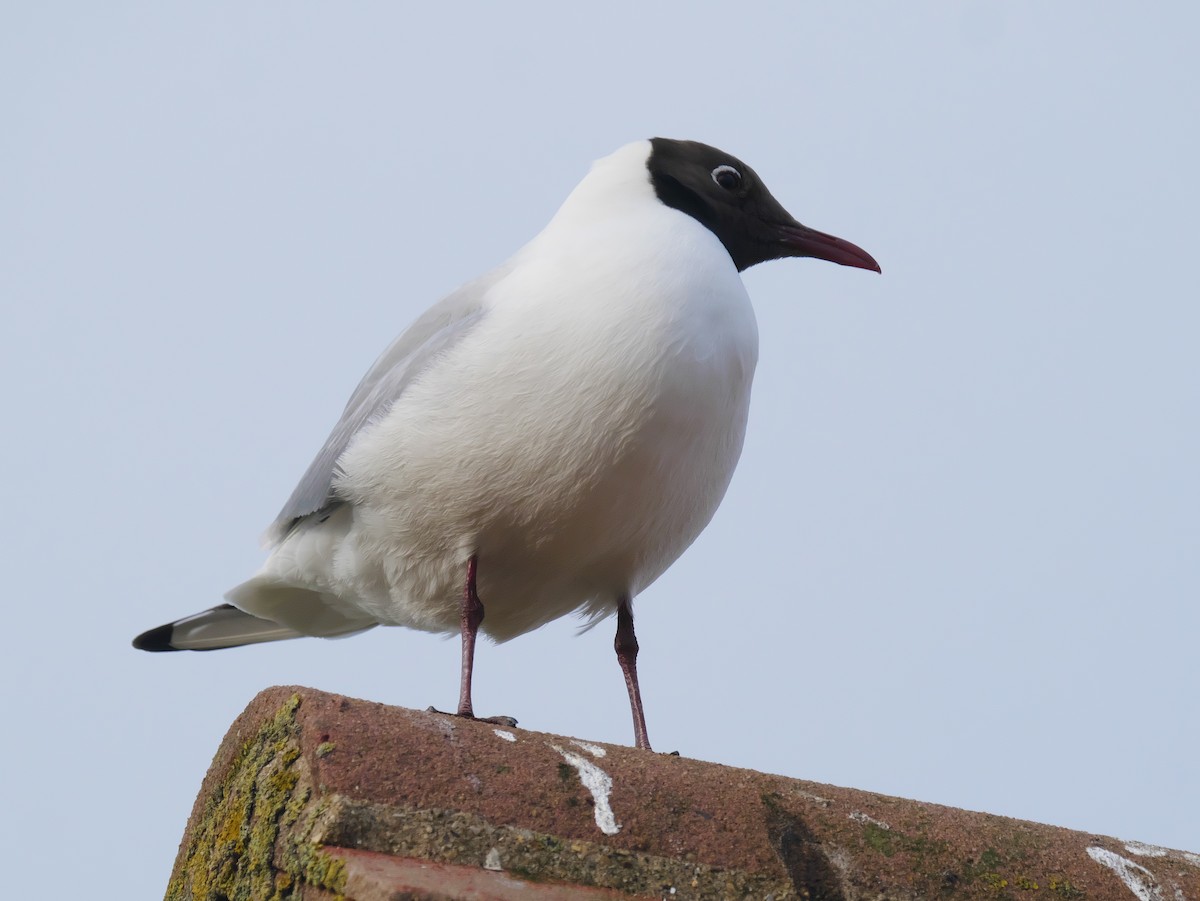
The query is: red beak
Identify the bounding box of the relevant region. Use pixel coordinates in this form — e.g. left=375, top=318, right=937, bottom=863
left=779, top=223, right=881, bottom=273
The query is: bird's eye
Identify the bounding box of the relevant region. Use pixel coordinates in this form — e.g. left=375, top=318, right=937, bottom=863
left=711, top=165, right=742, bottom=191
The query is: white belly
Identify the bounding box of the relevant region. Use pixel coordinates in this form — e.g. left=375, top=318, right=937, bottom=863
left=261, top=213, right=759, bottom=640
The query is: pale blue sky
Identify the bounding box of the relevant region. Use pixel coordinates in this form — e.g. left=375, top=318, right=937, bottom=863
left=3, top=4, right=1197, bottom=897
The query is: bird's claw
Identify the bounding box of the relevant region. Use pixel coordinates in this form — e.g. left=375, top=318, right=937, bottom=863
left=478, top=714, right=519, bottom=727
left=426, top=706, right=518, bottom=729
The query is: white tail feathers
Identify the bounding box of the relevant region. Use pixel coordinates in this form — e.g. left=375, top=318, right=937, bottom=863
left=133, top=588, right=378, bottom=652
left=224, top=577, right=378, bottom=639
left=132, top=604, right=306, bottom=651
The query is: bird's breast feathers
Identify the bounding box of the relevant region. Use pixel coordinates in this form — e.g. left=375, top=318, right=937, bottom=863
left=329, top=208, right=759, bottom=631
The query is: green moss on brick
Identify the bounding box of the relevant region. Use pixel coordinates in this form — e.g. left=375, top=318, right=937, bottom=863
left=164, top=695, right=347, bottom=901
left=1049, top=876, right=1086, bottom=899
left=863, top=822, right=896, bottom=856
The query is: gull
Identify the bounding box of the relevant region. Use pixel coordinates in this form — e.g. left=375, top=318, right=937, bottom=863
left=133, top=138, right=880, bottom=750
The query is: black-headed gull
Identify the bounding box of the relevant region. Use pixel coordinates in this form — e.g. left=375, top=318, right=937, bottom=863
left=134, top=138, right=880, bottom=750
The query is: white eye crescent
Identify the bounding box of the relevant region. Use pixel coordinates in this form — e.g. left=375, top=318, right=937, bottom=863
left=711, top=165, right=742, bottom=190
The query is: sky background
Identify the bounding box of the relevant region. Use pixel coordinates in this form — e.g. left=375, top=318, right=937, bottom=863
left=3, top=4, right=1197, bottom=897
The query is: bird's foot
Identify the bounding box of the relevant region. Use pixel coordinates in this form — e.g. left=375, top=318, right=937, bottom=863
left=425, top=706, right=518, bottom=728
left=478, top=714, right=519, bottom=727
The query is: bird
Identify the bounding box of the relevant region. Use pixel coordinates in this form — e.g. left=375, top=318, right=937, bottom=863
left=133, top=138, right=879, bottom=750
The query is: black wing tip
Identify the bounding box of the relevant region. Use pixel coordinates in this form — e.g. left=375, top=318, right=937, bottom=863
left=132, top=622, right=178, bottom=652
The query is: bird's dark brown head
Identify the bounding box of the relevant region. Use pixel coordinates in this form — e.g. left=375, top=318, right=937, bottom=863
left=647, top=138, right=881, bottom=274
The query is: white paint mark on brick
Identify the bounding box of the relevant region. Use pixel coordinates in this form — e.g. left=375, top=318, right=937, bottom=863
left=570, top=739, right=607, bottom=757
left=794, top=790, right=832, bottom=807
left=1087, top=847, right=1166, bottom=901
left=493, top=729, right=517, bottom=742
left=551, top=743, right=621, bottom=835
left=849, top=811, right=890, bottom=831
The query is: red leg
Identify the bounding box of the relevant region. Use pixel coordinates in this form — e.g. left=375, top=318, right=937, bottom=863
left=615, top=597, right=651, bottom=750
left=457, top=555, right=484, bottom=718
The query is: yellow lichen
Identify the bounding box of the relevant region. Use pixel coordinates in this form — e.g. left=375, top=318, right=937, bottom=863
left=982, top=872, right=1009, bottom=891
left=1049, top=876, right=1086, bottom=899
left=162, top=693, right=347, bottom=900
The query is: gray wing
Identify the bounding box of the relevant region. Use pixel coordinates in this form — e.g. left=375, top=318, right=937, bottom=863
left=264, top=266, right=510, bottom=545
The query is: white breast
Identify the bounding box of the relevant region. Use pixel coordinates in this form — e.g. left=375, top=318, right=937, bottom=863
left=262, top=150, right=760, bottom=640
